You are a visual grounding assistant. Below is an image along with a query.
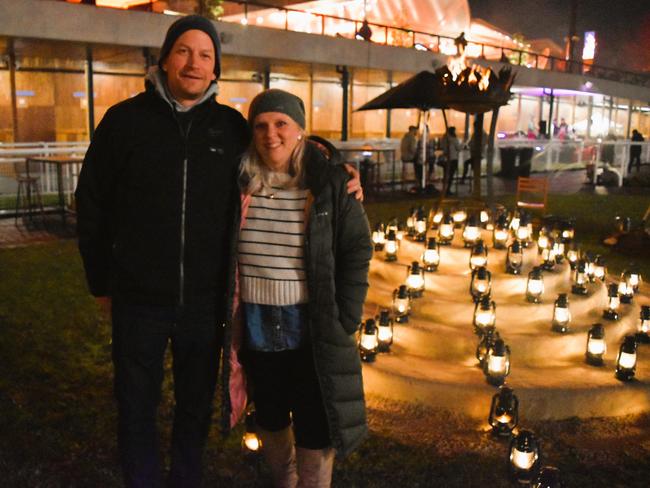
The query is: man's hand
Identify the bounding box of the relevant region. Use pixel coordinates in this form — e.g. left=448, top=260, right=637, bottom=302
left=96, top=296, right=112, bottom=317
left=343, top=163, right=364, bottom=202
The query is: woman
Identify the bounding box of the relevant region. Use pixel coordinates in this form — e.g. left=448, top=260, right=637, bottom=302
left=441, top=126, right=462, bottom=195
left=229, top=89, right=372, bottom=487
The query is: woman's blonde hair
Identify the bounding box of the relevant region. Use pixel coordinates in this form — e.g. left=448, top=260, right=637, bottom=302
left=240, top=135, right=307, bottom=194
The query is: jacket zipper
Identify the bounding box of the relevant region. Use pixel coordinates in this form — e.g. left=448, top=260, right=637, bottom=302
left=178, top=117, right=193, bottom=306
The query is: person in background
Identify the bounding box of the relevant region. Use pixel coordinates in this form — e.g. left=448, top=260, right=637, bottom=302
left=629, top=129, right=644, bottom=173
left=235, top=89, right=371, bottom=487
left=400, top=125, right=418, bottom=165
left=440, top=126, right=462, bottom=195
left=461, top=128, right=487, bottom=184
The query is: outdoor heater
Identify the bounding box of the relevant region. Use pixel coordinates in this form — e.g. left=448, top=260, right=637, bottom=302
left=493, top=214, right=509, bottom=249
left=462, top=214, right=481, bottom=247
left=603, top=283, right=620, bottom=320
left=484, top=338, right=510, bottom=386
left=242, top=410, right=262, bottom=455
left=526, top=267, right=544, bottom=303
left=377, top=309, right=394, bottom=352
left=551, top=293, right=571, bottom=333
left=384, top=230, right=398, bottom=262
left=359, top=318, right=378, bottom=362
left=470, top=266, right=492, bottom=302
left=637, top=305, right=650, bottom=343
left=392, top=285, right=411, bottom=323
left=593, top=255, right=607, bottom=281
left=571, top=260, right=589, bottom=295
left=406, top=261, right=425, bottom=298
left=414, top=207, right=427, bottom=242
left=469, top=240, right=488, bottom=270
left=615, top=335, right=637, bottom=382
left=476, top=326, right=499, bottom=366
left=509, top=430, right=541, bottom=485
left=372, top=223, right=386, bottom=251
left=531, top=466, right=562, bottom=488
left=506, top=240, right=523, bottom=274
left=422, top=237, right=440, bottom=271
left=438, top=214, right=455, bottom=245
left=473, top=296, right=496, bottom=334
left=488, top=385, right=519, bottom=436
left=585, top=323, right=606, bottom=366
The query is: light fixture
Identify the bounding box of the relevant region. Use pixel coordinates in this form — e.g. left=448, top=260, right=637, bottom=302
left=484, top=337, right=510, bottom=385
left=406, top=261, right=425, bottom=298
left=438, top=214, right=455, bottom=245
left=506, top=240, right=523, bottom=274
left=571, top=260, right=588, bottom=295
left=537, top=228, right=550, bottom=254
left=242, top=410, right=262, bottom=455
left=625, top=266, right=642, bottom=293
left=509, top=430, right=541, bottom=485
left=540, top=243, right=556, bottom=271
left=585, top=323, right=606, bottom=366
left=584, top=252, right=596, bottom=282
left=593, top=255, right=607, bottom=281
left=392, top=285, right=411, bottom=323
left=372, top=223, right=385, bottom=251
left=526, top=266, right=544, bottom=303
left=462, top=214, right=481, bottom=247
left=406, top=207, right=416, bottom=237
left=470, top=266, right=492, bottom=303
left=637, top=305, right=650, bottom=343
left=515, top=213, right=532, bottom=245
left=493, top=214, right=509, bottom=249
left=560, top=220, right=575, bottom=241
left=384, top=230, right=398, bottom=262
left=619, top=269, right=637, bottom=303
left=603, top=283, right=620, bottom=320
left=551, top=239, right=565, bottom=263
left=422, top=237, right=440, bottom=271
left=476, top=326, right=499, bottom=366
left=469, top=240, right=488, bottom=270
left=414, top=207, right=427, bottom=242
left=615, top=335, right=637, bottom=381
left=359, top=318, right=378, bottom=362
left=452, top=208, right=468, bottom=228
left=531, top=466, right=562, bottom=488
left=509, top=209, right=521, bottom=232
left=488, top=385, right=519, bottom=436
left=551, top=293, right=571, bottom=333
left=431, top=208, right=444, bottom=229
left=473, top=296, right=496, bottom=334
left=377, top=309, right=394, bottom=352
left=566, top=242, right=580, bottom=270
left=479, top=208, right=490, bottom=227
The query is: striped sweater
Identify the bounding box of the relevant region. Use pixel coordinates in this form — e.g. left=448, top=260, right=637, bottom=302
left=238, top=173, right=309, bottom=305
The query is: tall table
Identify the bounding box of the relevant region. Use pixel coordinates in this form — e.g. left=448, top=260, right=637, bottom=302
left=338, top=147, right=397, bottom=195
left=26, top=155, right=84, bottom=227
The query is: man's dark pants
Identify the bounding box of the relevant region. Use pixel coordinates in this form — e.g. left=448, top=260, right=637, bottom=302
left=111, top=299, right=223, bottom=488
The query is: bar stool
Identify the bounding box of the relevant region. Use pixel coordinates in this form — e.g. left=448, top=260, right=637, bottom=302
left=14, top=159, right=45, bottom=226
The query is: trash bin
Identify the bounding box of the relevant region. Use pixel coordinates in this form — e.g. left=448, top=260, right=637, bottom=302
left=499, top=147, right=517, bottom=179
left=518, top=147, right=534, bottom=177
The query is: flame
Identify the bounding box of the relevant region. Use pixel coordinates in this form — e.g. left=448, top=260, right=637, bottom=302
left=447, top=51, right=467, bottom=81
left=468, top=69, right=478, bottom=86
left=478, top=68, right=491, bottom=91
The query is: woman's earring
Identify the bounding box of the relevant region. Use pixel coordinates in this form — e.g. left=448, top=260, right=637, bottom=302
left=298, top=135, right=303, bottom=141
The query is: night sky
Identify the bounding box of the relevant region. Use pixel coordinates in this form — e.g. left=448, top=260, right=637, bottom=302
left=467, top=0, right=650, bottom=73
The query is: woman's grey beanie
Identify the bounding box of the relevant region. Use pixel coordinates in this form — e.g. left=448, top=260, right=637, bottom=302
left=248, top=89, right=306, bottom=129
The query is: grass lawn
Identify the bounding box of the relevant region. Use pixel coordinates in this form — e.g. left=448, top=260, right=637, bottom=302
left=1, top=191, right=649, bottom=486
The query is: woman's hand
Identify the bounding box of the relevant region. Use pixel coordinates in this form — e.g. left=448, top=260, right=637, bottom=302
left=343, top=163, right=364, bottom=202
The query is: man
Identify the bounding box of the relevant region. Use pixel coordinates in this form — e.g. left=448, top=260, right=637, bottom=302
left=75, top=15, right=360, bottom=487
left=461, top=129, right=487, bottom=184
left=629, top=129, right=644, bottom=173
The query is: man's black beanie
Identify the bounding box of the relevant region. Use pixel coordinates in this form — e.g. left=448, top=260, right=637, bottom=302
left=158, top=15, right=221, bottom=79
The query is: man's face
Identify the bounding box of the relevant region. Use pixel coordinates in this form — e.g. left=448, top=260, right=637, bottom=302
left=162, top=29, right=216, bottom=107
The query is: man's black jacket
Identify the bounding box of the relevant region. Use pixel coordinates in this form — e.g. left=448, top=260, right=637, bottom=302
left=75, top=86, right=250, bottom=309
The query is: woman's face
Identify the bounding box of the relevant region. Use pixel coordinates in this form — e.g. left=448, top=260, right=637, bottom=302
left=253, top=112, right=303, bottom=172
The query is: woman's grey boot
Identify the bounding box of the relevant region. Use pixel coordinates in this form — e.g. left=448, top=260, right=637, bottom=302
left=295, top=447, right=335, bottom=488
left=259, top=427, right=298, bottom=488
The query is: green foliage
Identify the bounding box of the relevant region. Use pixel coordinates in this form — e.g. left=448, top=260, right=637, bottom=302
left=199, top=0, right=224, bottom=20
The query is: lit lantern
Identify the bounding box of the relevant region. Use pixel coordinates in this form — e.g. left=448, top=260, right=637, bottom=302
left=488, top=385, right=519, bottom=436
left=537, top=228, right=550, bottom=254
left=462, top=214, right=481, bottom=247
left=438, top=214, right=455, bottom=245
left=615, top=335, right=637, bottom=382
left=480, top=208, right=490, bottom=227
left=473, top=296, right=496, bottom=334
left=414, top=207, right=427, bottom=242
left=372, top=223, right=385, bottom=251
left=452, top=208, right=467, bottom=228
left=359, top=318, right=378, bottom=362
left=505, top=240, right=523, bottom=275
left=593, top=255, right=607, bottom=281
left=431, top=208, right=444, bottom=228
left=493, top=214, right=509, bottom=249
left=422, top=237, right=440, bottom=272
left=626, top=266, right=642, bottom=293
left=376, top=309, right=394, bottom=352
left=540, top=243, right=556, bottom=271
left=405, top=207, right=416, bottom=237
left=551, top=293, right=571, bottom=333
left=384, top=230, right=398, bottom=262
left=469, top=240, right=488, bottom=270
left=386, top=218, right=403, bottom=242
left=585, top=323, right=606, bottom=366
left=560, top=220, right=575, bottom=241
left=637, top=305, right=650, bottom=342
left=619, top=269, right=637, bottom=302
left=552, top=239, right=565, bottom=263
left=470, top=266, right=492, bottom=303
left=566, top=242, right=580, bottom=270
left=571, top=260, right=589, bottom=295
left=509, top=209, right=521, bottom=232
left=516, top=214, right=532, bottom=245
left=242, top=410, right=262, bottom=455
left=603, top=283, right=620, bottom=320
left=406, top=261, right=425, bottom=298
left=476, top=326, right=499, bottom=366
left=509, top=430, right=541, bottom=485
left=584, top=252, right=596, bottom=282
left=392, top=285, right=411, bottom=323
left=526, top=267, right=544, bottom=303
left=531, top=466, right=562, bottom=488
left=484, top=338, right=510, bottom=385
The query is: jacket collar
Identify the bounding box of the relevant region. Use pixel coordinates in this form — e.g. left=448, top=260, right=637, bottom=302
left=303, top=141, right=335, bottom=197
